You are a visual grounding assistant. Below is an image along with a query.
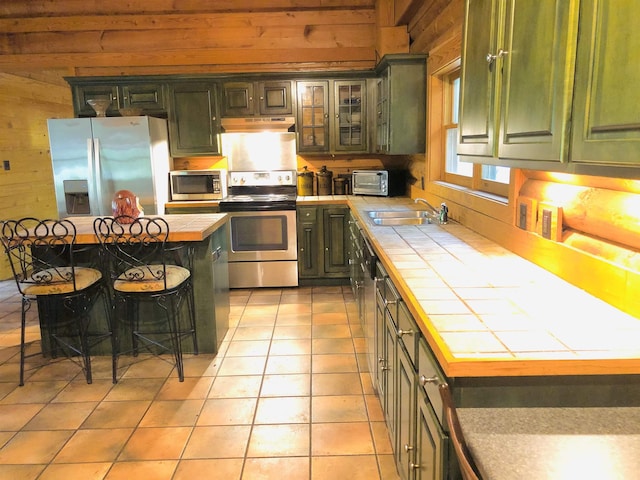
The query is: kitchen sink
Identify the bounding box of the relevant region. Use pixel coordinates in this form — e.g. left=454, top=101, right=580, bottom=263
left=367, top=210, right=431, bottom=219
left=371, top=217, right=432, bottom=226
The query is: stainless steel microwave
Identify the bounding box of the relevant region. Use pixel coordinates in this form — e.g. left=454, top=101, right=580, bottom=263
left=170, top=169, right=227, bottom=201
left=352, top=170, right=406, bottom=197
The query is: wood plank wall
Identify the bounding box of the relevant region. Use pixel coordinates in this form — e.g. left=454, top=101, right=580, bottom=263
left=0, top=70, right=73, bottom=277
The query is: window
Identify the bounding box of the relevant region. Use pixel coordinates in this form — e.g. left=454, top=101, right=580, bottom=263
left=441, top=68, right=510, bottom=197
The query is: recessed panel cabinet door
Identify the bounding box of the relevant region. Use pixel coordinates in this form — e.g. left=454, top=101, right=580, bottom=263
left=458, top=0, right=500, bottom=157
left=459, top=0, right=579, bottom=163
left=571, top=0, right=640, bottom=166
left=168, top=83, right=220, bottom=156
left=498, top=0, right=578, bottom=162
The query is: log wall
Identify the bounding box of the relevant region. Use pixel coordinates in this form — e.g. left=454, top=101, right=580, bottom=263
left=0, top=0, right=379, bottom=76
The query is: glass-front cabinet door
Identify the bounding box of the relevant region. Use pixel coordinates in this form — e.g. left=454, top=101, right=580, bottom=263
left=333, top=80, right=366, bottom=152
left=297, top=81, right=329, bottom=153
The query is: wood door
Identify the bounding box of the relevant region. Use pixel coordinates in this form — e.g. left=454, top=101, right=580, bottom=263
left=498, top=0, right=578, bottom=162
left=571, top=0, right=640, bottom=166
left=322, top=207, right=350, bottom=276
left=221, top=81, right=254, bottom=117
left=74, top=84, right=119, bottom=117
left=458, top=0, right=501, bottom=158
left=168, top=83, right=220, bottom=156
left=258, top=81, right=292, bottom=115
left=415, top=389, right=448, bottom=480
left=297, top=207, right=319, bottom=278
left=121, top=83, right=166, bottom=113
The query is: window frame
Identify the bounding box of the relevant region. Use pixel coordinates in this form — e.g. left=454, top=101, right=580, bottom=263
left=438, top=65, right=509, bottom=198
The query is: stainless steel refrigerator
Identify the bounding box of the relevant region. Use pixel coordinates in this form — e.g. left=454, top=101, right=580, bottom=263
left=47, top=116, right=171, bottom=218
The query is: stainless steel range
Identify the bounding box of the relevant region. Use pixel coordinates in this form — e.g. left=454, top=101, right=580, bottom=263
left=219, top=132, right=298, bottom=288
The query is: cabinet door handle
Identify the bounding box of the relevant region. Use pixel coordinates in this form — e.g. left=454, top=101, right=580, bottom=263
left=418, top=375, right=440, bottom=386
left=384, top=298, right=397, bottom=306
left=486, top=49, right=509, bottom=64
left=410, top=462, right=421, bottom=469
left=397, top=329, right=414, bottom=337
left=404, top=444, right=414, bottom=452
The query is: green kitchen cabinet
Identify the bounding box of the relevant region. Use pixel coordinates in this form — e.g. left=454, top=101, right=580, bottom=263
left=70, top=80, right=167, bottom=117
left=221, top=80, right=292, bottom=117
left=366, top=252, right=454, bottom=480
left=374, top=54, right=427, bottom=155
left=297, top=206, right=321, bottom=278
left=332, top=80, right=367, bottom=153
left=168, top=82, right=221, bottom=156
left=570, top=0, right=640, bottom=167
left=209, top=223, right=230, bottom=352
left=415, top=387, right=448, bottom=480
left=297, top=205, right=350, bottom=282
left=297, top=79, right=368, bottom=154
left=458, top=0, right=578, bottom=163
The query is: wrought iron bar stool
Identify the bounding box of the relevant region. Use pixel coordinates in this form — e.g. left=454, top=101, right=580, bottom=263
left=93, top=216, right=197, bottom=382
left=0, top=217, right=115, bottom=385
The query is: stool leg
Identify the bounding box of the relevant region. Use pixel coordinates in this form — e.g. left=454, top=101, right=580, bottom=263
left=19, top=299, right=28, bottom=387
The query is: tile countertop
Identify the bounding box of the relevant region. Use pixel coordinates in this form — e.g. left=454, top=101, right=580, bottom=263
left=302, top=195, right=640, bottom=378
left=68, top=214, right=228, bottom=243
left=457, top=407, right=640, bottom=479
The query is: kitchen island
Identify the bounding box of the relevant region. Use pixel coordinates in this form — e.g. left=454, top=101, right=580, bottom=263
left=66, top=214, right=230, bottom=354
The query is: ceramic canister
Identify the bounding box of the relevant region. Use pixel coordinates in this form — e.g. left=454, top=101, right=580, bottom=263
left=316, top=165, right=333, bottom=195
left=297, top=166, right=314, bottom=196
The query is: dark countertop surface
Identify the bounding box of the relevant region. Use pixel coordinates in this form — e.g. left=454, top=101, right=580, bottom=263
left=457, top=407, right=640, bottom=479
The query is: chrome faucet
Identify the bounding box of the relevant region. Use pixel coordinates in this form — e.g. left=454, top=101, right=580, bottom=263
left=415, top=198, right=448, bottom=224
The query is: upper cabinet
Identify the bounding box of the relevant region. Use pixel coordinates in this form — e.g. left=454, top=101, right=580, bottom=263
left=570, top=1, right=640, bottom=168
left=374, top=54, right=427, bottom=155
left=221, top=80, right=292, bottom=117
left=458, top=0, right=578, bottom=163
left=167, top=82, right=221, bottom=157
left=459, top=0, right=639, bottom=174
left=296, top=79, right=368, bottom=154
left=70, top=80, right=167, bottom=117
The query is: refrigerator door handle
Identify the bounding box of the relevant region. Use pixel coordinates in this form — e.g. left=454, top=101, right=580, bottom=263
left=87, top=138, right=99, bottom=217
left=92, top=137, right=105, bottom=215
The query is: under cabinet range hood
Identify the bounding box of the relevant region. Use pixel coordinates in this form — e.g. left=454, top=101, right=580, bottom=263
left=221, top=116, right=295, bottom=133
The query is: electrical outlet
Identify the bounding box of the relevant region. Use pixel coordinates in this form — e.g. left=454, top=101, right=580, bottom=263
left=3, top=160, right=9, bottom=171
left=516, top=196, right=537, bottom=231
left=536, top=203, right=563, bottom=241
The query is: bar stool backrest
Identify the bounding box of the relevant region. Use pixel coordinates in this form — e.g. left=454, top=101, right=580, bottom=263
left=93, top=216, right=182, bottom=291
left=0, top=217, right=81, bottom=294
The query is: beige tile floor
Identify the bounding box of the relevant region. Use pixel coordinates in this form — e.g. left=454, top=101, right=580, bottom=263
left=0, top=280, right=401, bottom=480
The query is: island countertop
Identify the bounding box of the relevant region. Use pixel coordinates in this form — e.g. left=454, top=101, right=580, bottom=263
left=67, top=214, right=228, bottom=243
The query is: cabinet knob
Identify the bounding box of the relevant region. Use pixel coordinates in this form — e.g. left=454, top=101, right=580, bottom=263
left=384, top=298, right=397, bottom=306
left=404, top=444, right=414, bottom=452
left=410, top=462, right=421, bottom=469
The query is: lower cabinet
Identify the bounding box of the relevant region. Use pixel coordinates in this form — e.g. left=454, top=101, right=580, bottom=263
left=369, top=257, right=454, bottom=480
left=297, top=205, right=350, bottom=281
left=210, top=224, right=230, bottom=352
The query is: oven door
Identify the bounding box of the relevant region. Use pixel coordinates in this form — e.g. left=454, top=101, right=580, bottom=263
left=225, top=209, right=298, bottom=288
left=227, top=210, right=297, bottom=262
